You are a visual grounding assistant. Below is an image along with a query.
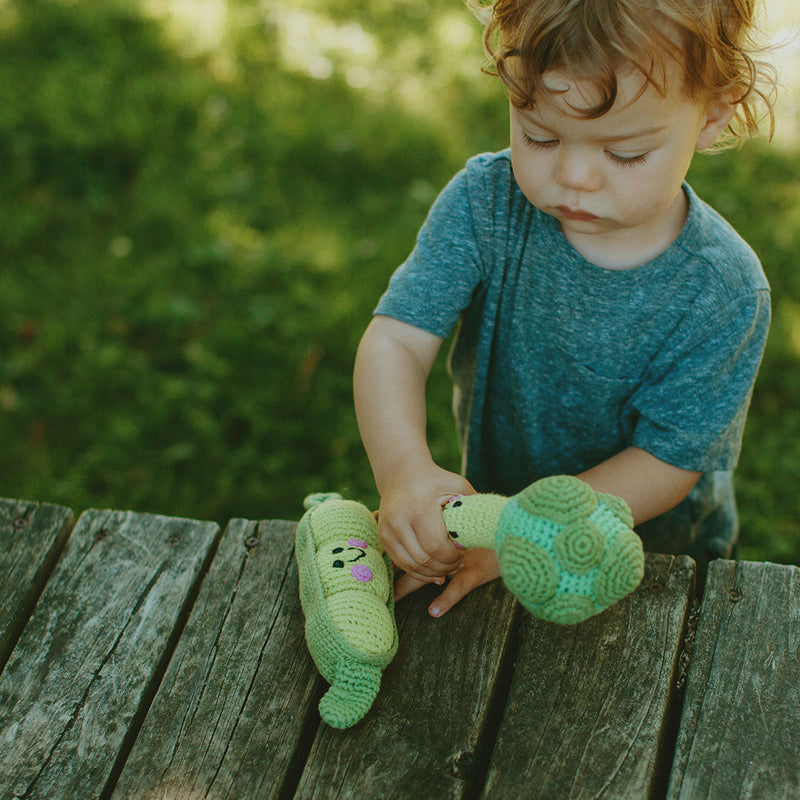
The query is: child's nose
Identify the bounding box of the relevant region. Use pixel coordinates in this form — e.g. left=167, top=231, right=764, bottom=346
left=555, top=148, right=602, bottom=192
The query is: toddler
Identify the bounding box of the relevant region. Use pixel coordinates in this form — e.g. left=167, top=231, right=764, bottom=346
left=354, top=0, right=776, bottom=616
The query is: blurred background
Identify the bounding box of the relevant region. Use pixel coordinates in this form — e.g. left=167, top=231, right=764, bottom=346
left=1, top=0, right=798, bottom=564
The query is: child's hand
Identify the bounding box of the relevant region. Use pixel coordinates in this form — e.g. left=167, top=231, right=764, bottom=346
left=377, top=462, right=474, bottom=585
left=394, top=549, right=500, bottom=617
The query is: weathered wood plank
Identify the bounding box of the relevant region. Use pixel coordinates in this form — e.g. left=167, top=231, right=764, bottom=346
left=0, top=508, right=220, bottom=800
left=294, top=576, right=520, bottom=800
left=0, top=498, right=74, bottom=672
left=481, top=554, right=695, bottom=800
left=111, top=519, right=321, bottom=800
left=666, top=560, right=800, bottom=800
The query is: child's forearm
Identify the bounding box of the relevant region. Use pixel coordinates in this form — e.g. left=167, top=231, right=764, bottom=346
left=354, top=316, right=469, bottom=581
left=578, top=447, right=700, bottom=525
left=354, top=316, right=443, bottom=492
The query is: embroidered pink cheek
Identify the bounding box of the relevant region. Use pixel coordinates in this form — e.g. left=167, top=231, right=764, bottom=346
left=347, top=538, right=368, bottom=548
left=351, top=565, right=373, bottom=583
left=453, top=541, right=465, bottom=550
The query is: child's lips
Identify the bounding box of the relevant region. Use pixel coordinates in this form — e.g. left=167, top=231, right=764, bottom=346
left=556, top=205, right=598, bottom=222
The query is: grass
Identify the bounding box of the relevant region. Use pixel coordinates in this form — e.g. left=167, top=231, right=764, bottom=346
left=1, top=0, right=798, bottom=564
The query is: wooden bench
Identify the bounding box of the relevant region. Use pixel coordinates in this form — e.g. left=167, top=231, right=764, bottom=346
left=1, top=497, right=798, bottom=799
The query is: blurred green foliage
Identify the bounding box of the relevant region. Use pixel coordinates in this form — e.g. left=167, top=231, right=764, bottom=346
left=1, top=0, right=798, bottom=564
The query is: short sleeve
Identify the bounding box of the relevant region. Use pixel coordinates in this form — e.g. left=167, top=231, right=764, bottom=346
left=630, top=289, right=770, bottom=471
left=374, top=158, right=496, bottom=338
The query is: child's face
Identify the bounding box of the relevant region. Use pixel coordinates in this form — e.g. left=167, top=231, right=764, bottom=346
left=509, top=65, right=732, bottom=269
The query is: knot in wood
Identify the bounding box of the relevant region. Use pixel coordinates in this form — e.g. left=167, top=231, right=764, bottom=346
left=445, top=750, right=474, bottom=779
left=647, top=581, right=665, bottom=594
left=94, top=528, right=110, bottom=543
left=728, top=588, right=742, bottom=603
left=244, top=536, right=260, bottom=549
left=12, top=515, right=27, bottom=529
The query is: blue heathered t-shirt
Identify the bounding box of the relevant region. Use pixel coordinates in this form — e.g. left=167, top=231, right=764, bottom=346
left=375, top=150, right=770, bottom=565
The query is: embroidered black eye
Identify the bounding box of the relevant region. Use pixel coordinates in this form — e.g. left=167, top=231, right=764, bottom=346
left=332, top=560, right=345, bottom=568
left=332, top=547, right=344, bottom=554
left=452, top=500, right=462, bottom=507
left=448, top=531, right=459, bottom=539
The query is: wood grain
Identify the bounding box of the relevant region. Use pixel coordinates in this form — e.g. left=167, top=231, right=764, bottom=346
left=0, top=498, right=74, bottom=673
left=4, top=494, right=798, bottom=800
left=112, top=519, right=321, bottom=800
left=481, top=554, right=696, bottom=800
left=0, top=508, right=219, bottom=800
left=294, top=575, right=520, bottom=800
left=666, top=559, right=800, bottom=800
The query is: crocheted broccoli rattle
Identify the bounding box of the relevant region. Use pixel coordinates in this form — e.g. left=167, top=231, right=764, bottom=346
left=442, top=475, right=645, bottom=625
left=295, top=476, right=645, bottom=727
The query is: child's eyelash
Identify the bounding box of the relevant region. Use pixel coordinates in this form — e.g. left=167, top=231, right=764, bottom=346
left=607, top=151, right=651, bottom=167
left=521, top=133, right=557, bottom=149
left=521, top=133, right=651, bottom=167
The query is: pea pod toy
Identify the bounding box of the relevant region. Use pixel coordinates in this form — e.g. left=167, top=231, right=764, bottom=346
left=295, top=493, right=398, bottom=729
left=443, top=475, right=645, bottom=625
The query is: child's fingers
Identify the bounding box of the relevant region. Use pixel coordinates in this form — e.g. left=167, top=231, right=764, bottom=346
left=381, top=535, right=447, bottom=579
left=427, top=565, right=474, bottom=618
left=427, top=549, right=500, bottom=618
left=415, top=516, right=462, bottom=569
left=393, top=571, right=445, bottom=602
left=380, top=521, right=458, bottom=578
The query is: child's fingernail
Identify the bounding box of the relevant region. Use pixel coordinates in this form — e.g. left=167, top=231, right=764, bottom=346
left=429, top=604, right=442, bottom=617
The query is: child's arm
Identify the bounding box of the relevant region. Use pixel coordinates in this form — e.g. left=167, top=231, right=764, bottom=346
left=577, top=447, right=700, bottom=525
left=354, top=315, right=472, bottom=583
left=418, top=448, right=698, bottom=618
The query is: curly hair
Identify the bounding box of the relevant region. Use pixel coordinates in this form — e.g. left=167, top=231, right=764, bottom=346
left=468, top=0, right=776, bottom=145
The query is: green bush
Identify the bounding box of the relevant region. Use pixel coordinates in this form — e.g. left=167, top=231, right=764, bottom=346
left=1, top=0, right=797, bottom=564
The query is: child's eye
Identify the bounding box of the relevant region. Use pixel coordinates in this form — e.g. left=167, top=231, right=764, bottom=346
left=522, top=133, right=558, bottom=150
left=607, top=150, right=650, bottom=167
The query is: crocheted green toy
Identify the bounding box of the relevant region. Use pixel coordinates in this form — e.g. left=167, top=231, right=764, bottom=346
left=443, top=475, right=645, bottom=624
left=296, top=477, right=644, bottom=727
left=295, top=493, right=398, bottom=729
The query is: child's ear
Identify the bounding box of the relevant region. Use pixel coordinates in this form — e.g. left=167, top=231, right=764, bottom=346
left=695, top=93, right=736, bottom=151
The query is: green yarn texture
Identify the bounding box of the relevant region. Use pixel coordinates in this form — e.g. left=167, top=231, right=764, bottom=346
left=296, top=494, right=398, bottom=728
left=296, top=477, right=644, bottom=727
left=443, top=475, right=645, bottom=624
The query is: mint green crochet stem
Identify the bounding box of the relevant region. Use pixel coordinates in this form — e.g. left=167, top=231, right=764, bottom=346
left=318, top=658, right=382, bottom=729
left=442, top=494, right=508, bottom=550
